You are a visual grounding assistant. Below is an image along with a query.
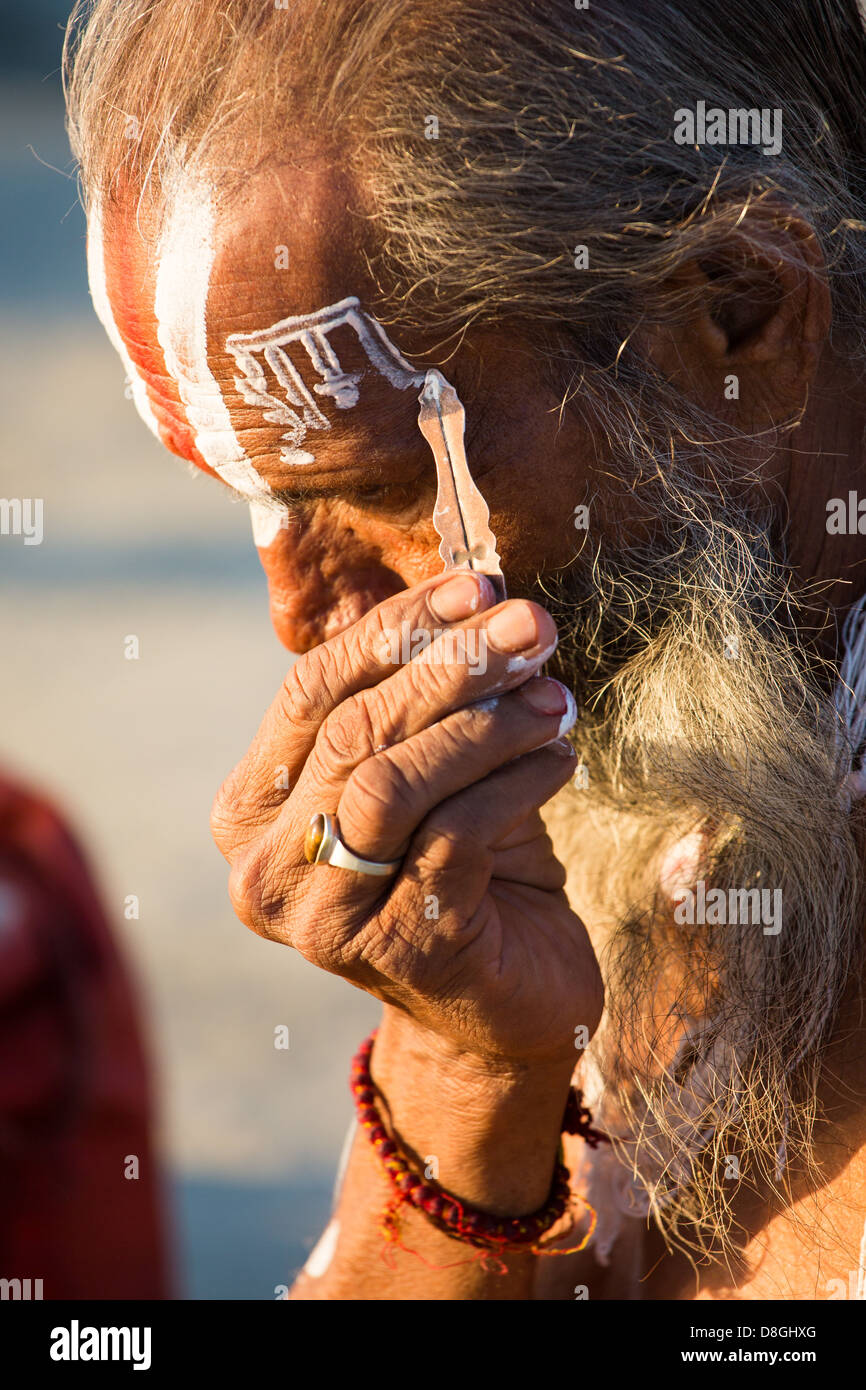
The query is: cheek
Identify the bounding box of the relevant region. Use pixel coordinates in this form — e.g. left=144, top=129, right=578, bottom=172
left=261, top=514, right=439, bottom=594
left=482, top=463, right=592, bottom=581
left=342, top=510, right=442, bottom=586
left=254, top=508, right=439, bottom=649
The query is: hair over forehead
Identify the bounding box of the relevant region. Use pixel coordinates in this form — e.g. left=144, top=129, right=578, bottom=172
left=65, top=0, right=866, bottom=353
left=64, top=0, right=866, bottom=1265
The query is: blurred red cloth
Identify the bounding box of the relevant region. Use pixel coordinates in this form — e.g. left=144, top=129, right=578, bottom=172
left=0, top=773, right=171, bottom=1298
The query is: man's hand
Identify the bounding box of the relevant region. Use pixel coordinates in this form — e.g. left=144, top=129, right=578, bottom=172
left=211, top=571, right=604, bottom=1068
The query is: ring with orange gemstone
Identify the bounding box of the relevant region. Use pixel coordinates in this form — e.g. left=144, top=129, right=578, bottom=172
left=303, top=812, right=403, bottom=878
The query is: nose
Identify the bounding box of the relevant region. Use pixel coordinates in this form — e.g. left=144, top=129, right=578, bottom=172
left=255, top=524, right=408, bottom=652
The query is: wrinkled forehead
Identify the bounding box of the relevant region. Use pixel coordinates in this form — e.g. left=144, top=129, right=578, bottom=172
left=87, top=162, right=427, bottom=544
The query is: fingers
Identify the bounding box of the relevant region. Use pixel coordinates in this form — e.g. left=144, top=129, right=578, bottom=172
left=408, top=742, right=578, bottom=874
left=332, top=680, right=577, bottom=863
left=228, top=739, right=576, bottom=952
left=355, top=745, right=578, bottom=943
left=211, top=569, right=498, bottom=848
left=289, top=596, right=560, bottom=817
left=212, top=565, right=579, bottom=977
left=214, top=578, right=561, bottom=855
left=226, top=673, right=575, bottom=938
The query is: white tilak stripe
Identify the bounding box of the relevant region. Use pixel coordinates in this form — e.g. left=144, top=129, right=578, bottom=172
left=153, top=177, right=289, bottom=545
left=87, top=201, right=161, bottom=440
left=249, top=498, right=288, bottom=547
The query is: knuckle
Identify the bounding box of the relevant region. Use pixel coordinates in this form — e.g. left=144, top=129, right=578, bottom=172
left=279, top=657, right=316, bottom=723
left=210, top=769, right=246, bottom=851
left=280, top=643, right=341, bottom=724
left=364, top=597, right=422, bottom=661
left=316, top=691, right=379, bottom=770
left=226, top=847, right=264, bottom=926
left=210, top=782, right=233, bottom=851
left=226, top=845, right=283, bottom=932
left=413, top=804, right=490, bottom=874
left=430, top=715, right=477, bottom=764
left=347, top=678, right=403, bottom=747
left=407, top=650, right=468, bottom=708
left=210, top=764, right=268, bottom=853
left=343, top=753, right=420, bottom=839
left=399, top=647, right=438, bottom=693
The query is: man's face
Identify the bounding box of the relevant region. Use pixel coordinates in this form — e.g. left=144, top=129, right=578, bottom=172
left=92, top=158, right=594, bottom=652
left=88, top=146, right=865, bottom=1264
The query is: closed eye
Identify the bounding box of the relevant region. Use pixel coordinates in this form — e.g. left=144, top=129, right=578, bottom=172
left=340, top=478, right=431, bottom=516
left=273, top=476, right=431, bottom=518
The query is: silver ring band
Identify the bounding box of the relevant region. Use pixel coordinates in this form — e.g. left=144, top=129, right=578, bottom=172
left=304, top=812, right=402, bottom=877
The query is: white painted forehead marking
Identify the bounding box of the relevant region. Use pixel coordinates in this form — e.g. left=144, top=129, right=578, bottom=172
left=92, top=177, right=426, bottom=553
left=153, top=174, right=289, bottom=545
left=226, top=297, right=425, bottom=468
left=248, top=498, right=286, bottom=547
left=87, top=200, right=161, bottom=441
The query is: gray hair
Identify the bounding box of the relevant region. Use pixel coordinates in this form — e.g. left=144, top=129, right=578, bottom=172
left=65, top=0, right=866, bottom=357
left=65, top=0, right=866, bottom=1268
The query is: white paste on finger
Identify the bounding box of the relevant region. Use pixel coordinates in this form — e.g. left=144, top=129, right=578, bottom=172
left=556, top=685, right=578, bottom=739
left=504, top=636, right=559, bottom=674
left=540, top=684, right=578, bottom=745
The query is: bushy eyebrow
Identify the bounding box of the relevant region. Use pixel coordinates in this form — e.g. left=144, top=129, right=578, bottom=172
left=271, top=473, right=425, bottom=506
left=264, top=397, right=499, bottom=509
left=271, top=480, right=360, bottom=504
left=250, top=360, right=495, bottom=510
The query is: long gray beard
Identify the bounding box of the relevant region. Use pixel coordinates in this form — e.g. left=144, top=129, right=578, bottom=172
left=531, top=495, right=863, bottom=1260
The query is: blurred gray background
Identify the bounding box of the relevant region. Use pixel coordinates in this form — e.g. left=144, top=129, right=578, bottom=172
left=0, top=0, right=378, bottom=1297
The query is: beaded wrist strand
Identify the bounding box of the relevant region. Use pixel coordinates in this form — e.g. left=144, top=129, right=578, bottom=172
left=350, top=1029, right=608, bottom=1272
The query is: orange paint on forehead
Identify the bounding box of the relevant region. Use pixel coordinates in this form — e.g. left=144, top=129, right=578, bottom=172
left=96, top=193, right=218, bottom=480
left=91, top=160, right=425, bottom=517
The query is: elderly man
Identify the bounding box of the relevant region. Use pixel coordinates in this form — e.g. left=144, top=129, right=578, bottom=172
left=65, top=0, right=866, bottom=1299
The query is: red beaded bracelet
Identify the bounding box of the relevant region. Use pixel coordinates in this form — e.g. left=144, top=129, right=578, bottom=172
left=350, top=1029, right=609, bottom=1271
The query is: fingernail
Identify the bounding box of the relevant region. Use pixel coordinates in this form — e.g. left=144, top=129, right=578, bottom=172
left=518, top=677, right=569, bottom=717
left=428, top=573, right=492, bottom=622
left=554, top=685, right=578, bottom=739
left=535, top=683, right=578, bottom=741
left=485, top=600, right=540, bottom=652
left=550, top=736, right=577, bottom=756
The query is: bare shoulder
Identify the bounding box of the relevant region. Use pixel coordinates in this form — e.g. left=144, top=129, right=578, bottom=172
left=534, top=1137, right=866, bottom=1301
left=694, top=1155, right=866, bottom=1302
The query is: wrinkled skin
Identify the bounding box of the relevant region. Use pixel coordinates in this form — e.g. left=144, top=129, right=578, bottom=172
left=96, top=147, right=866, bottom=1298
left=98, top=157, right=609, bottom=1065
left=101, top=160, right=596, bottom=651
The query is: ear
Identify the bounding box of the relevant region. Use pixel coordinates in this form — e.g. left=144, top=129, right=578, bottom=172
left=638, top=208, right=831, bottom=427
